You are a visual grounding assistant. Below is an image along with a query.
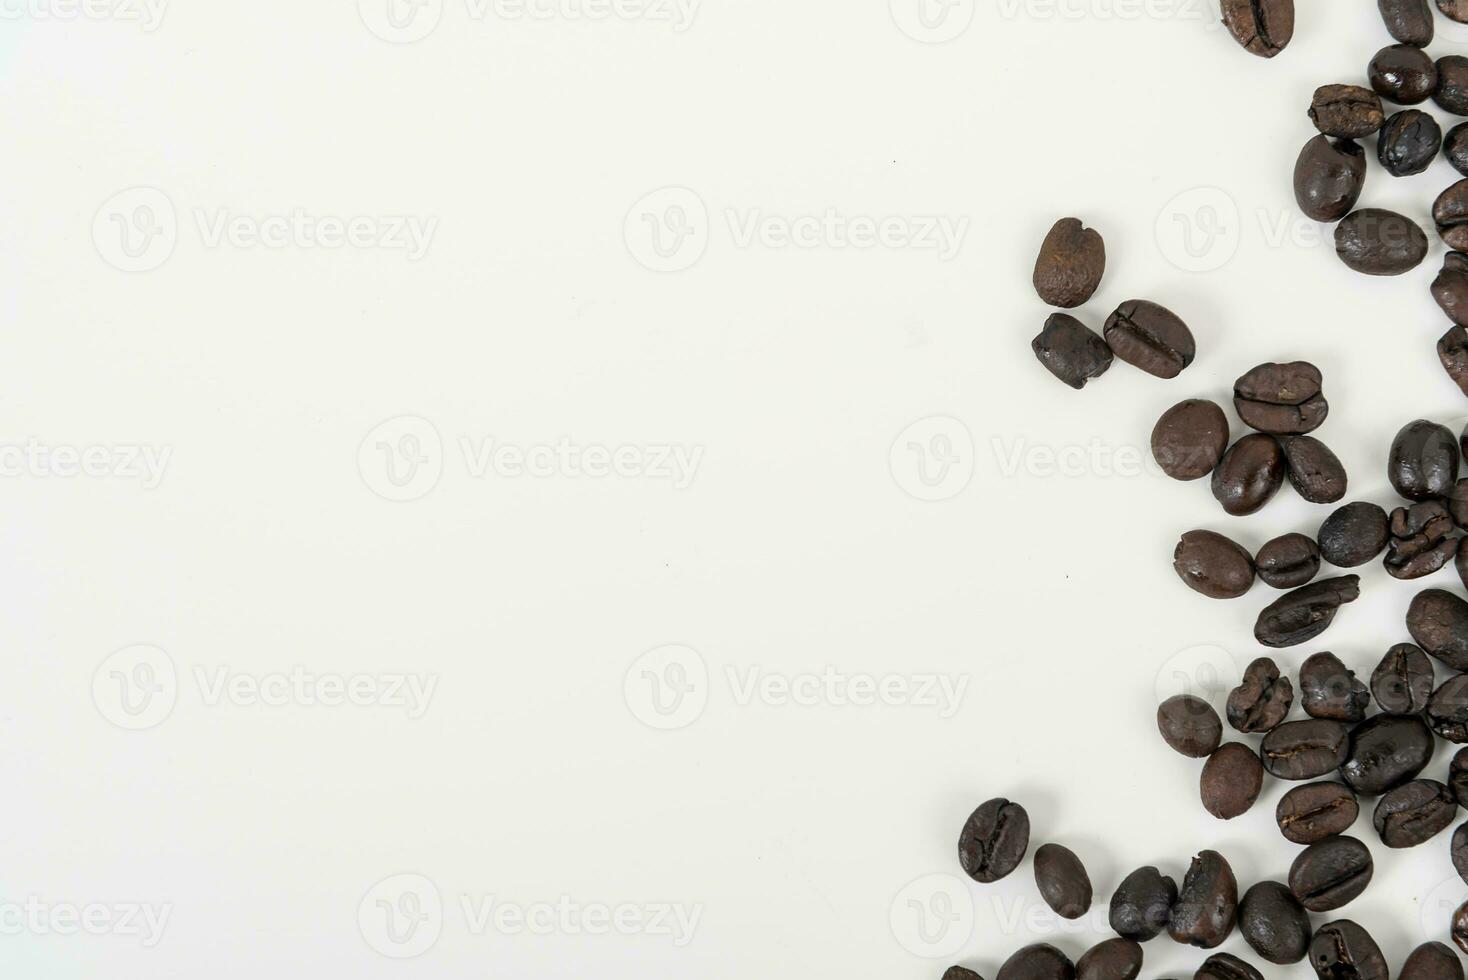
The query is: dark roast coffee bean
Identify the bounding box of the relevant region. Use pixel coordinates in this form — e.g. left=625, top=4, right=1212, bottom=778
left=1400, top=942, right=1464, bottom=980
left=1454, top=822, right=1468, bottom=884
left=1170, top=850, right=1237, bottom=949
left=1380, top=0, right=1435, bottom=45
left=1239, top=881, right=1311, bottom=965
left=1442, top=0, right=1468, bottom=24
left=1033, top=314, right=1111, bottom=390
left=1103, top=301, right=1194, bottom=379
left=1436, top=180, right=1468, bottom=251
left=1282, top=437, right=1347, bottom=504
left=944, top=969, right=984, bottom=980
left=1386, top=502, right=1458, bottom=579
left=1228, top=657, right=1294, bottom=732
left=1443, top=56, right=1468, bottom=114
left=1076, top=938, right=1142, bottom=980
left=997, top=943, right=1074, bottom=980
left=1319, top=503, right=1390, bottom=568
left=1440, top=326, right=1468, bottom=396
left=1201, top=743, right=1264, bottom=819
left=1408, top=589, right=1468, bottom=668
left=1152, top=399, right=1229, bottom=482
left=1391, top=419, right=1460, bottom=500
left=1262, top=719, right=1350, bottom=780
left=1310, top=85, right=1387, bottom=138
left=1371, top=643, right=1435, bottom=713
left=1452, top=478, right=1468, bottom=528
left=1453, top=750, right=1468, bottom=809
left=1158, top=695, right=1223, bottom=758
left=1277, top=782, right=1360, bottom=844
left=1373, top=778, right=1457, bottom=846
left=1034, top=843, right=1092, bottom=919
left=1194, top=954, right=1262, bottom=980
left=1435, top=254, right=1468, bottom=325
left=1459, top=538, right=1468, bottom=589
left=1256, top=534, right=1321, bottom=589
left=1111, top=867, right=1177, bottom=943
left=1429, top=674, right=1468, bottom=741
left=1449, top=124, right=1468, bottom=176
left=1212, top=435, right=1285, bottom=516
left=1221, top=0, right=1292, bottom=57
left=1311, top=920, right=1389, bottom=980
left=958, top=798, right=1029, bottom=882
left=1294, top=136, right=1367, bottom=222
left=1300, top=653, right=1369, bottom=722
left=1033, top=218, right=1104, bottom=309
left=1255, top=577, right=1360, bottom=648
left=1336, top=208, right=1430, bottom=275
left=1234, top=362, right=1327, bottom=435
left=1174, top=531, right=1255, bottom=599
left=1341, top=713, right=1435, bottom=794
left=1380, top=110, right=1443, bottom=175
left=1455, top=901, right=1468, bottom=956
left=1289, top=836, right=1373, bottom=912
left=1370, top=45, right=1439, bottom=105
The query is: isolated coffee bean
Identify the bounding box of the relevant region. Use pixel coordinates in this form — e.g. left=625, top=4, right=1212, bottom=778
left=1294, top=136, right=1367, bottom=222
left=1300, top=653, right=1369, bottom=722
left=1380, top=110, right=1443, bottom=175
left=1454, top=823, right=1468, bottom=884
left=1277, top=782, right=1360, bottom=844
left=1373, top=779, right=1458, bottom=846
left=1239, top=881, right=1312, bottom=965
left=1448, top=124, right=1468, bottom=176
left=1103, top=301, right=1195, bottom=380
left=1380, top=0, right=1435, bottom=44
left=1319, top=503, right=1390, bottom=568
left=1442, top=0, right=1468, bottom=24
left=944, top=969, right=984, bottom=980
left=1256, top=534, right=1321, bottom=589
left=1034, top=843, right=1092, bottom=920
left=1341, top=713, right=1435, bottom=794
left=1436, top=180, right=1468, bottom=250
left=1310, top=85, right=1387, bottom=138
left=1255, top=577, right=1360, bottom=648
left=1110, top=867, right=1177, bottom=943
left=1289, top=836, right=1373, bottom=912
left=959, top=798, right=1029, bottom=883
left=1034, top=218, right=1105, bottom=309
left=1076, top=938, right=1142, bottom=980
left=1429, top=674, right=1468, bottom=741
left=1234, top=362, right=1327, bottom=435
left=1262, top=719, right=1350, bottom=780
left=1386, top=502, right=1458, bottom=579
left=1311, top=920, right=1389, bottom=980
left=1371, top=643, right=1435, bottom=714
left=996, top=943, right=1074, bottom=980
left=1400, top=942, right=1465, bottom=980
left=1228, top=657, right=1293, bottom=732
left=1152, top=399, right=1229, bottom=481
left=1336, top=208, right=1430, bottom=275
left=1158, top=695, right=1223, bottom=758
left=1212, top=435, right=1286, bottom=516
left=1408, top=589, right=1468, bottom=669
left=1439, top=326, right=1468, bottom=395
left=1170, top=850, right=1237, bottom=948
left=1202, top=743, right=1264, bottom=819
left=1436, top=255, right=1468, bottom=325
left=1175, top=531, right=1255, bottom=599
left=1391, top=419, right=1460, bottom=500
left=1282, top=437, right=1347, bottom=504
left=1370, top=44, right=1439, bottom=105
left=1033, top=314, right=1112, bottom=390
left=1221, top=0, right=1293, bottom=57
left=1195, top=954, right=1262, bottom=980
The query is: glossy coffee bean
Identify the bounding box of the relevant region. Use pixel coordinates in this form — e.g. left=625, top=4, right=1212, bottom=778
left=1277, top=782, right=1360, bottom=844
left=1282, top=437, right=1347, bottom=504
left=1310, top=920, right=1389, bottom=980
left=997, top=943, right=1074, bottom=980
left=1440, top=325, right=1468, bottom=395
left=1310, top=85, right=1387, bottom=138
left=1391, top=419, right=1460, bottom=500
left=1256, top=534, right=1321, bottom=589
left=1201, top=743, right=1264, bottom=820
left=1380, top=110, right=1443, bottom=175
left=1453, top=750, right=1468, bottom=808
left=1110, top=867, right=1177, bottom=943
left=1034, top=218, right=1104, bottom=308
left=1170, top=850, right=1237, bottom=949
left=1152, top=399, right=1229, bottom=482
left=1443, top=0, right=1468, bottom=24
left=1436, top=180, right=1468, bottom=251
left=1076, top=938, right=1142, bottom=980
left=1443, top=56, right=1468, bottom=115
left=1452, top=479, right=1468, bottom=528
left=1454, top=822, right=1468, bottom=884
left=1294, top=136, right=1367, bottom=222
left=1103, top=301, right=1194, bottom=379
left=1289, top=836, right=1373, bottom=912
left=1174, top=531, right=1254, bottom=599
left=1371, top=643, right=1435, bottom=714
left=1221, top=0, right=1292, bottom=57
left=945, top=969, right=984, bottom=980
left=1400, top=942, right=1465, bottom=980
left=1435, top=254, right=1468, bottom=324
left=1228, top=657, right=1293, bottom=732
left=1262, top=719, right=1350, bottom=780
left=1370, top=45, right=1439, bottom=105
left=1380, top=0, right=1435, bottom=44
left=1429, top=674, right=1468, bottom=741
left=1386, top=502, right=1458, bottom=579
left=1457, top=900, right=1468, bottom=955
left=1373, top=778, right=1458, bottom=846
left=1212, top=435, right=1286, bottom=516
left=1234, top=362, right=1327, bottom=435
left=1336, top=208, right=1430, bottom=275
left=1448, top=124, right=1468, bottom=176
left=1158, top=695, right=1223, bottom=758
left=1341, top=713, right=1435, bottom=794
left=1319, top=503, right=1390, bottom=568
left=1300, top=653, right=1369, bottom=722
left=959, top=798, right=1029, bottom=883
left=1034, top=843, right=1092, bottom=919
left=1408, top=589, right=1468, bottom=669
left=1194, top=954, right=1262, bottom=980
left=1239, top=881, right=1311, bottom=965
left=1255, top=577, right=1360, bottom=648
left=1033, top=314, right=1112, bottom=390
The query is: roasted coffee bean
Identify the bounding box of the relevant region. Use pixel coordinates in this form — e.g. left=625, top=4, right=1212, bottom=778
left=1336, top=208, right=1430, bottom=275
left=1033, top=314, right=1112, bottom=390
left=1262, top=719, right=1350, bottom=780
left=1034, top=843, right=1092, bottom=920
left=1034, top=218, right=1105, bottom=309
left=958, top=798, right=1030, bottom=883
left=1310, top=86, right=1387, bottom=139
left=1282, top=437, right=1347, bottom=504
left=1457, top=536, right=1468, bottom=590
left=1111, top=867, right=1178, bottom=943
left=1277, top=782, right=1360, bottom=845
left=1370, top=45, right=1439, bottom=105
left=1380, top=110, right=1443, bottom=176
left=1212, top=435, right=1286, bottom=516
left=1294, top=136, right=1367, bottom=222
left=1158, top=695, right=1223, bottom=758
left=1442, top=55, right=1468, bottom=114
left=1452, top=750, right=1468, bottom=808
left=1300, top=653, right=1369, bottom=722
left=1448, top=124, right=1468, bottom=176
left=1454, top=822, right=1468, bottom=884
left=1455, top=901, right=1468, bottom=956
left=1391, top=420, right=1460, bottom=500
left=1341, top=713, right=1435, bottom=794
left=1194, top=954, right=1262, bottom=980
left=1373, top=778, right=1458, bottom=846
left=1440, top=326, right=1468, bottom=395
left=1289, top=836, right=1373, bottom=912
left=1380, top=0, right=1436, bottom=44
left=1234, top=362, right=1327, bottom=435
left=1153, top=399, right=1230, bottom=482
left=1170, top=850, right=1237, bottom=948
left=996, top=943, right=1074, bottom=980
left=1319, top=503, right=1390, bottom=568
left=1174, top=531, right=1255, bottom=599
left=945, top=969, right=985, bottom=980
left=1453, top=479, right=1468, bottom=528
left=1436, top=254, right=1468, bottom=326
left=1400, top=942, right=1465, bottom=980
left=1103, top=301, right=1194, bottom=379
left=1311, top=920, right=1389, bottom=980
left=1408, top=589, right=1468, bottom=668
left=1371, top=643, right=1435, bottom=713
left=1443, top=0, right=1468, bottom=23
left=1256, top=534, right=1321, bottom=589
left=1201, top=743, right=1264, bottom=819
left=1429, top=674, right=1468, bottom=741
left=1076, top=938, right=1142, bottom=980
left=1221, top=0, right=1292, bottom=57
left=1436, top=180, right=1468, bottom=250
left=1255, top=576, right=1360, bottom=648
left=1386, top=502, right=1458, bottom=579
left=1239, top=881, right=1312, bottom=965
left=1228, top=657, right=1293, bottom=732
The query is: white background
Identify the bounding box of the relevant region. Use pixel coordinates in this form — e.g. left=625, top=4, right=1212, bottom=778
left=3, top=0, right=1468, bottom=976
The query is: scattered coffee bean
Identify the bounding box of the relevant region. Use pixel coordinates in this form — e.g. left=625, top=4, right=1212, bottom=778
left=1262, top=719, right=1350, bottom=780
left=1341, top=713, right=1435, bottom=794
left=1300, top=652, right=1370, bottom=722
left=1336, top=208, right=1430, bottom=275
left=1110, top=866, right=1177, bottom=943
left=1436, top=180, right=1468, bottom=250
left=1158, top=695, right=1224, bottom=758
left=1370, top=44, right=1439, bottom=105
left=1076, top=938, right=1142, bottom=980
left=1033, top=314, right=1112, bottom=390
left=1034, top=843, right=1092, bottom=920
left=1228, top=657, right=1294, bottom=732
left=996, top=943, right=1074, bottom=980
left=1310, top=85, right=1387, bottom=138
left=1234, top=362, right=1327, bottom=435
left=1195, top=953, right=1262, bottom=980
left=1429, top=674, right=1468, bottom=741
left=1152, top=399, right=1229, bottom=482
left=1277, top=782, right=1360, bottom=844
left=1371, top=642, right=1435, bottom=713
left=1289, top=836, right=1374, bottom=912
left=1310, top=920, right=1389, bottom=980
left=1170, top=850, right=1237, bottom=948
left=1213, top=435, right=1286, bottom=516
left=959, top=798, right=1030, bottom=883
left=1407, top=589, right=1468, bottom=669
left=1238, top=881, right=1312, bottom=965
left=1380, top=110, right=1443, bottom=176
left=1221, top=0, right=1293, bottom=57
left=1256, top=534, right=1321, bottom=589
left=1294, top=136, right=1367, bottom=222
left=1202, top=743, right=1265, bottom=819
left=1103, top=301, right=1195, bottom=379
left=1175, top=530, right=1255, bottom=599
left=1442, top=0, right=1468, bottom=23
left=1380, top=0, right=1436, bottom=45
left=1400, top=942, right=1465, bottom=980
left=1282, top=436, right=1348, bottom=504
left=1452, top=749, right=1468, bottom=805
left=1386, top=502, right=1458, bottom=578
left=1455, top=901, right=1468, bottom=955
left=1033, top=218, right=1105, bottom=309
left=1448, top=124, right=1468, bottom=176
left=1438, top=255, right=1468, bottom=330
left=1458, top=538, right=1468, bottom=589
left=1441, top=56, right=1468, bottom=113
left=1452, top=479, right=1468, bottom=527
left=1454, top=822, right=1468, bottom=884
left=1255, top=576, right=1361, bottom=648
left=1391, top=419, right=1460, bottom=500
left=944, top=969, right=984, bottom=980
left=1439, top=325, right=1468, bottom=395
left=1319, top=503, right=1390, bottom=568
left=1373, top=779, right=1458, bottom=847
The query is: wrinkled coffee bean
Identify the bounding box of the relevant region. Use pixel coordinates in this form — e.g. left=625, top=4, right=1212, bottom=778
left=1294, top=136, right=1367, bottom=222
left=1152, top=399, right=1230, bottom=481
left=1436, top=254, right=1468, bottom=325
left=1341, top=713, right=1435, bottom=794
left=1033, top=314, right=1112, bottom=390
left=1439, top=325, right=1468, bottom=395
left=1370, top=44, right=1439, bottom=105
left=1033, top=218, right=1105, bottom=309
left=1213, top=435, right=1286, bottom=516
left=1195, top=954, right=1262, bottom=980
left=1221, top=0, right=1293, bottom=57
left=959, top=798, right=1029, bottom=883
left=1175, top=531, right=1255, bottom=599
left=1256, top=534, right=1321, bottom=589
left=1158, top=695, right=1223, bottom=758
left=1400, top=942, right=1464, bottom=980
left=1373, top=779, right=1458, bottom=847
left=1336, top=208, right=1430, bottom=275
left=1391, top=419, right=1460, bottom=500
left=1255, top=576, right=1360, bottom=648
left=1442, top=0, right=1468, bottom=24
left=1386, top=502, right=1458, bottom=578
left=1380, top=110, right=1443, bottom=176
left=1239, top=881, right=1312, bottom=965
left=1201, top=743, right=1264, bottom=819
left=1436, top=180, right=1468, bottom=250
left=1453, top=749, right=1468, bottom=806
left=1441, top=55, right=1468, bottom=113
left=1170, top=850, right=1237, bottom=948
left=1310, top=85, right=1387, bottom=138
left=1289, top=836, right=1373, bottom=912
left=1300, top=653, right=1369, bottom=722
left=944, top=968, right=984, bottom=980
left=1110, top=867, right=1178, bottom=943
left=1449, top=125, right=1468, bottom=176
left=1034, top=843, right=1092, bottom=920
left=1319, top=503, right=1390, bottom=568
left=1454, top=823, right=1468, bottom=884
left=1408, top=589, right=1468, bottom=669
left=1455, top=901, right=1468, bottom=955
left=1277, top=782, right=1360, bottom=844
left=1311, top=920, right=1389, bottom=980
left=1228, top=657, right=1294, bottom=732
left=996, top=943, right=1074, bottom=980
left=1262, top=719, right=1350, bottom=780
left=1234, top=362, right=1327, bottom=435
left=1429, top=674, right=1468, bottom=742
left=1282, top=436, right=1348, bottom=504
left=1076, top=938, right=1142, bottom=980
left=1380, top=0, right=1435, bottom=45
left=1371, top=643, right=1435, bottom=713
left=1103, top=301, right=1194, bottom=380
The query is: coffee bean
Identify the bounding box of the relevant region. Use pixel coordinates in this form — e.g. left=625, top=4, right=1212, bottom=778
left=1442, top=0, right=1468, bottom=23
left=958, top=798, right=1030, bottom=883
left=1408, top=589, right=1468, bottom=669
left=1221, top=0, right=1293, bottom=57
left=1436, top=255, right=1468, bottom=325
left=1175, top=531, right=1255, bottom=599
left=1373, top=779, right=1458, bottom=846
left=1310, top=920, right=1389, bottom=980
left=1282, top=437, right=1348, bottom=504
left=1455, top=901, right=1468, bottom=956
left=1158, top=694, right=1223, bottom=758
left=1400, top=942, right=1464, bottom=980
left=1110, top=866, right=1177, bottom=943
left=1444, top=56, right=1468, bottom=114
left=1213, top=435, right=1286, bottom=516
left=1034, top=843, right=1092, bottom=919
left=1341, top=713, right=1435, bottom=794
left=1201, top=743, right=1264, bottom=819
left=1386, top=502, right=1458, bottom=578
left=1300, top=653, right=1369, bottom=723
left=1370, top=44, right=1439, bottom=105
left=1294, top=136, right=1367, bottom=222
left=944, top=969, right=985, bottom=980
left=1371, top=643, right=1436, bottom=713
left=1194, top=953, right=1262, bottom=980
left=1262, top=719, right=1350, bottom=780
left=1228, top=657, right=1294, bottom=732
left=1289, top=836, right=1373, bottom=912
left=1452, top=479, right=1468, bottom=527
left=1103, top=301, right=1195, bottom=379
left=1310, top=85, right=1387, bottom=138
left=1234, top=362, right=1327, bottom=435
left=1454, top=822, right=1468, bottom=884
left=1380, top=110, right=1443, bottom=176
left=1033, top=314, right=1112, bottom=390
left=996, top=943, right=1074, bottom=980
left=1448, top=124, right=1468, bottom=176
left=1255, top=577, right=1361, bottom=648
left=1170, top=850, right=1237, bottom=948
left=1336, top=208, right=1430, bottom=275
left=1076, top=938, right=1142, bottom=980
left=1239, top=881, right=1312, bottom=964
left=1319, top=503, right=1390, bottom=568
left=1438, top=325, right=1468, bottom=395
left=1429, top=674, right=1468, bottom=741
left=1152, top=399, right=1230, bottom=481
left=1256, top=534, right=1321, bottom=589
left=1034, top=218, right=1105, bottom=309
left=1380, top=0, right=1436, bottom=44
left=1277, top=782, right=1360, bottom=844
left=1391, top=419, right=1460, bottom=500
left=1436, top=179, right=1468, bottom=250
